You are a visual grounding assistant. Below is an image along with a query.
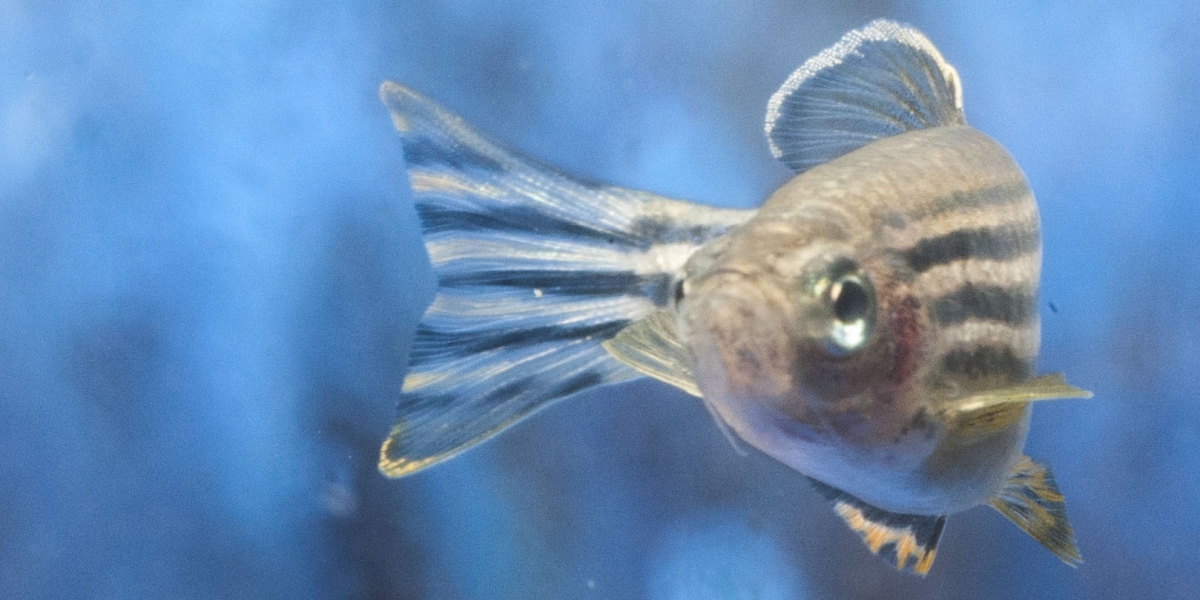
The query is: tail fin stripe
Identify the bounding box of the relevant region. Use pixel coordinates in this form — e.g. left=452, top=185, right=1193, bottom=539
left=416, top=203, right=641, bottom=245
left=436, top=270, right=671, bottom=300
left=423, top=293, right=654, bottom=326
left=410, top=320, right=632, bottom=361
left=425, top=237, right=645, bottom=272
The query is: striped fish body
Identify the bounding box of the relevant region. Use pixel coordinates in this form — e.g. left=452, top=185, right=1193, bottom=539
left=379, top=19, right=1091, bottom=575
left=678, top=124, right=1040, bottom=516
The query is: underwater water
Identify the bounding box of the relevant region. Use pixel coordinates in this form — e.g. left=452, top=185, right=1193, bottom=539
left=2, top=0, right=1199, bottom=598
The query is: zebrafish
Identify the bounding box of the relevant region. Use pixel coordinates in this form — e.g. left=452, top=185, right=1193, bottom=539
left=377, top=20, right=1092, bottom=575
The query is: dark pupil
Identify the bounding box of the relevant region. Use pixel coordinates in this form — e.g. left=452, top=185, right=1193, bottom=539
left=833, top=279, right=868, bottom=323
left=673, top=280, right=685, bottom=305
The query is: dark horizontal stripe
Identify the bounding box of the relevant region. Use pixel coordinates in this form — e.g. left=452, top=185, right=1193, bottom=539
left=932, top=284, right=1036, bottom=327
left=912, top=183, right=1030, bottom=221
left=438, top=269, right=673, bottom=304
left=439, top=269, right=639, bottom=292
left=400, top=391, right=455, bottom=421
left=883, top=185, right=1029, bottom=231
left=941, top=345, right=1032, bottom=381
left=542, top=370, right=606, bottom=403
left=903, top=223, right=1038, bottom=273
left=402, top=133, right=505, bottom=174
left=416, top=203, right=640, bottom=246
left=392, top=366, right=608, bottom=459
left=409, top=320, right=629, bottom=363
left=417, top=204, right=740, bottom=251
left=473, top=369, right=606, bottom=411
left=630, top=215, right=743, bottom=246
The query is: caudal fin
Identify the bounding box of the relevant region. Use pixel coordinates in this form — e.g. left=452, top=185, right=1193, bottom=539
left=378, top=82, right=751, bottom=477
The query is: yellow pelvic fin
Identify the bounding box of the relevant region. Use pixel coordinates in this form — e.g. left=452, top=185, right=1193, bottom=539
left=944, top=373, right=1092, bottom=437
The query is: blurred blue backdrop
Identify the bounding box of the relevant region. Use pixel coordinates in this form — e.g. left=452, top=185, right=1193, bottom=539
left=2, top=0, right=1198, bottom=598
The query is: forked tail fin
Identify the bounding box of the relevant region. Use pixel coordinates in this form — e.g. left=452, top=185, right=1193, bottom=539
left=378, top=82, right=751, bottom=477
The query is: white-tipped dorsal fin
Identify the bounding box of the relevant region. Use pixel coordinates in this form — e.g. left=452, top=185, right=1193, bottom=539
left=765, top=19, right=965, bottom=173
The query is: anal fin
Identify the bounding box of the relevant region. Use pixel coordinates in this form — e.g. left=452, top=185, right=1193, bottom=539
left=808, top=479, right=946, bottom=576
left=988, top=455, right=1082, bottom=566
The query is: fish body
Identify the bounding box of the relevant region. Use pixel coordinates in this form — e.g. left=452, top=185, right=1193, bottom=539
left=679, top=125, right=1038, bottom=516
left=378, top=20, right=1090, bottom=575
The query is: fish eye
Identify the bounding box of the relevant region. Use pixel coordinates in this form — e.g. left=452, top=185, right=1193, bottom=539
left=832, top=277, right=870, bottom=323
left=811, top=261, right=876, bottom=356
left=825, top=271, right=874, bottom=355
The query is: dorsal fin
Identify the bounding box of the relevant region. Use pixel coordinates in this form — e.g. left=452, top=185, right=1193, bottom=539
left=764, top=19, right=964, bottom=173
left=808, top=479, right=947, bottom=576
left=989, top=456, right=1082, bottom=566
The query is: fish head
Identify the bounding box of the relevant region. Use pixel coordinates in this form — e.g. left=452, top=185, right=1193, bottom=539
left=676, top=126, right=1043, bottom=514
left=677, top=225, right=931, bottom=453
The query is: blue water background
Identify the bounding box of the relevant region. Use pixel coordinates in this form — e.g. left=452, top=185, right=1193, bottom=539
left=2, top=0, right=1198, bottom=598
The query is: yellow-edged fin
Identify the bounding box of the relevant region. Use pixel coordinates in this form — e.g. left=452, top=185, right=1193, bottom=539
left=944, top=373, right=1092, bottom=437
left=379, top=418, right=515, bottom=478
left=602, top=309, right=701, bottom=397
left=808, top=478, right=947, bottom=576
left=988, top=455, right=1082, bottom=566
left=949, top=373, right=1092, bottom=413
left=379, top=423, right=441, bottom=477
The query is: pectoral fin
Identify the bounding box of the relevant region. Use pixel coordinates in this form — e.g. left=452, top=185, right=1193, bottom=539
left=602, top=309, right=701, bottom=397
left=808, top=479, right=946, bottom=576
left=604, top=310, right=751, bottom=454
left=944, top=373, right=1092, bottom=438
left=989, top=456, right=1082, bottom=566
